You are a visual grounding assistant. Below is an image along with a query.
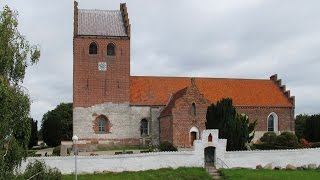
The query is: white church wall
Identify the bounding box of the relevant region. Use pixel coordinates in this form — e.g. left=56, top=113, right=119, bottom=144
left=21, top=151, right=203, bottom=174
left=21, top=147, right=320, bottom=174
left=24, top=129, right=320, bottom=174
left=150, top=107, right=161, bottom=145
left=223, top=148, right=320, bottom=169
left=73, top=103, right=153, bottom=140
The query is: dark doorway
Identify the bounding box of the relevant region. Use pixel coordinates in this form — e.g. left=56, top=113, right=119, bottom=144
left=190, top=132, right=197, bottom=146
left=204, top=146, right=215, bottom=166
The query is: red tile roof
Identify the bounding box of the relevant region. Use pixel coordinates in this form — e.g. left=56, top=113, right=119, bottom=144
left=130, top=76, right=293, bottom=107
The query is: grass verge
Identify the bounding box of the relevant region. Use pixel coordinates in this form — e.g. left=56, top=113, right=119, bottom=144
left=220, top=169, right=320, bottom=180
left=63, top=167, right=212, bottom=180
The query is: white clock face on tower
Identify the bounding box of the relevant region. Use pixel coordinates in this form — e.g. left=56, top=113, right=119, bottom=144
left=98, top=62, right=107, bottom=71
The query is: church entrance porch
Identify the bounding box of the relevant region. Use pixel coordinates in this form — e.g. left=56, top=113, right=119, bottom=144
left=204, top=146, right=216, bottom=166
left=189, top=126, right=199, bottom=147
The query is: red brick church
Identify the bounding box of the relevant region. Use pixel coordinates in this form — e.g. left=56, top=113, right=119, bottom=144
left=73, top=2, right=295, bottom=148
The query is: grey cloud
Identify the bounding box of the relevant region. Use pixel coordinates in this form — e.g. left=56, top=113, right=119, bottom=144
left=2, top=0, right=320, bottom=123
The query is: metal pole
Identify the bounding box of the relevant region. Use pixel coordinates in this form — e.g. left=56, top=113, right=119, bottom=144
left=75, top=142, right=77, bottom=180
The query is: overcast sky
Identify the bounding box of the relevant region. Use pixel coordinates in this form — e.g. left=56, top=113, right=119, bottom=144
left=2, top=0, right=320, bottom=123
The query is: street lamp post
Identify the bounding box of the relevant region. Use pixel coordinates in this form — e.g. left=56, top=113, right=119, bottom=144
left=72, top=135, right=78, bottom=180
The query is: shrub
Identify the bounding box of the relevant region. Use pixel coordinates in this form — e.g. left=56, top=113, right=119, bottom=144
left=256, top=132, right=301, bottom=150
left=260, top=132, right=277, bottom=144
left=158, top=141, right=177, bottom=151
left=276, top=132, right=300, bottom=148
left=311, top=142, right=320, bottom=148
left=22, top=160, right=62, bottom=180
left=304, top=114, right=320, bottom=142
left=52, top=146, right=60, bottom=156
left=300, top=139, right=311, bottom=148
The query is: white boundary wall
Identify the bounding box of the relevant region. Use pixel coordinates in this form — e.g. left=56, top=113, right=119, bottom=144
left=21, top=151, right=203, bottom=174
left=21, top=130, right=320, bottom=174
left=224, top=148, right=320, bottom=168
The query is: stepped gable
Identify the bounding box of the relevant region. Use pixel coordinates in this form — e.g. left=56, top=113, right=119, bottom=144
left=130, top=75, right=293, bottom=107
left=270, top=74, right=295, bottom=106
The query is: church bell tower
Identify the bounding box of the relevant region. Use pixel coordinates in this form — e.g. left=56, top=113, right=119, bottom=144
left=73, top=1, right=131, bottom=107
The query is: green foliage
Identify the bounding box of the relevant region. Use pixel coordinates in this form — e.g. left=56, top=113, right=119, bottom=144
left=158, top=141, right=177, bottom=151
left=260, top=132, right=277, bottom=144
left=256, top=132, right=301, bottom=150
left=52, top=146, right=61, bottom=156
left=226, top=114, right=248, bottom=151
left=276, top=132, right=300, bottom=147
left=304, top=114, right=320, bottom=142
left=0, top=5, right=40, bottom=178
left=41, top=103, right=73, bottom=147
left=28, top=118, right=38, bottom=149
left=0, top=6, right=40, bottom=85
left=21, top=160, right=62, bottom=180
left=206, top=98, right=236, bottom=138
left=248, top=119, right=258, bottom=143
left=295, top=114, right=320, bottom=142
left=295, top=114, right=309, bottom=139
left=311, top=142, right=320, bottom=148
left=206, top=98, right=257, bottom=151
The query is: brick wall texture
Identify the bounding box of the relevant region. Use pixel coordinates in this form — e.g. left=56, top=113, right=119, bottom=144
left=73, top=37, right=130, bottom=107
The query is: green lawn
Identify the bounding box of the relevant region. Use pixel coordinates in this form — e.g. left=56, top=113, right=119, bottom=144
left=221, top=169, right=320, bottom=180
left=63, top=167, right=212, bottom=180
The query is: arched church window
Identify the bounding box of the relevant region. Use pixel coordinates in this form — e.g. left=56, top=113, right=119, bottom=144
left=107, top=43, right=115, bottom=56
left=89, top=42, right=98, bottom=54
left=140, top=119, right=148, bottom=136
left=98, top=117, right=106, bottom=132
left=96, top=115, right=109, bottom=133
left=267, top=113, right=278, bottom=132
left=191, top=103, right=196, bottom=116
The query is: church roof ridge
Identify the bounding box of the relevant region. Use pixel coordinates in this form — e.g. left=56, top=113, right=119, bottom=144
left=130, top=75, right=270, bottom=81
left=78, top=9, right=120, bottom=12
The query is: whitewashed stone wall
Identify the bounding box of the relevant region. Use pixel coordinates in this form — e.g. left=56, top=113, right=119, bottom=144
left=21, top=151, right=203, bottom=174
left=22, top=129, right=320, bottom=174
left=223, top=148, right=320, bottom=169
left=73, top=103, right=161, bottom=145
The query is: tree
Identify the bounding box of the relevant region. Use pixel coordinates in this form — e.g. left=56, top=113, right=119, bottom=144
left=304, top=114, right=320, bottom=142
left=206, top=98, right=257, bottom=151
left=0, top=5, right=40, bottom=178
left=28, top=118, right=38, bottom=149
left=295, top=114, right=309, bottom=139
left=41, top=103, right=73, bottom=147
left=205, top=98, right=236, bottom=138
